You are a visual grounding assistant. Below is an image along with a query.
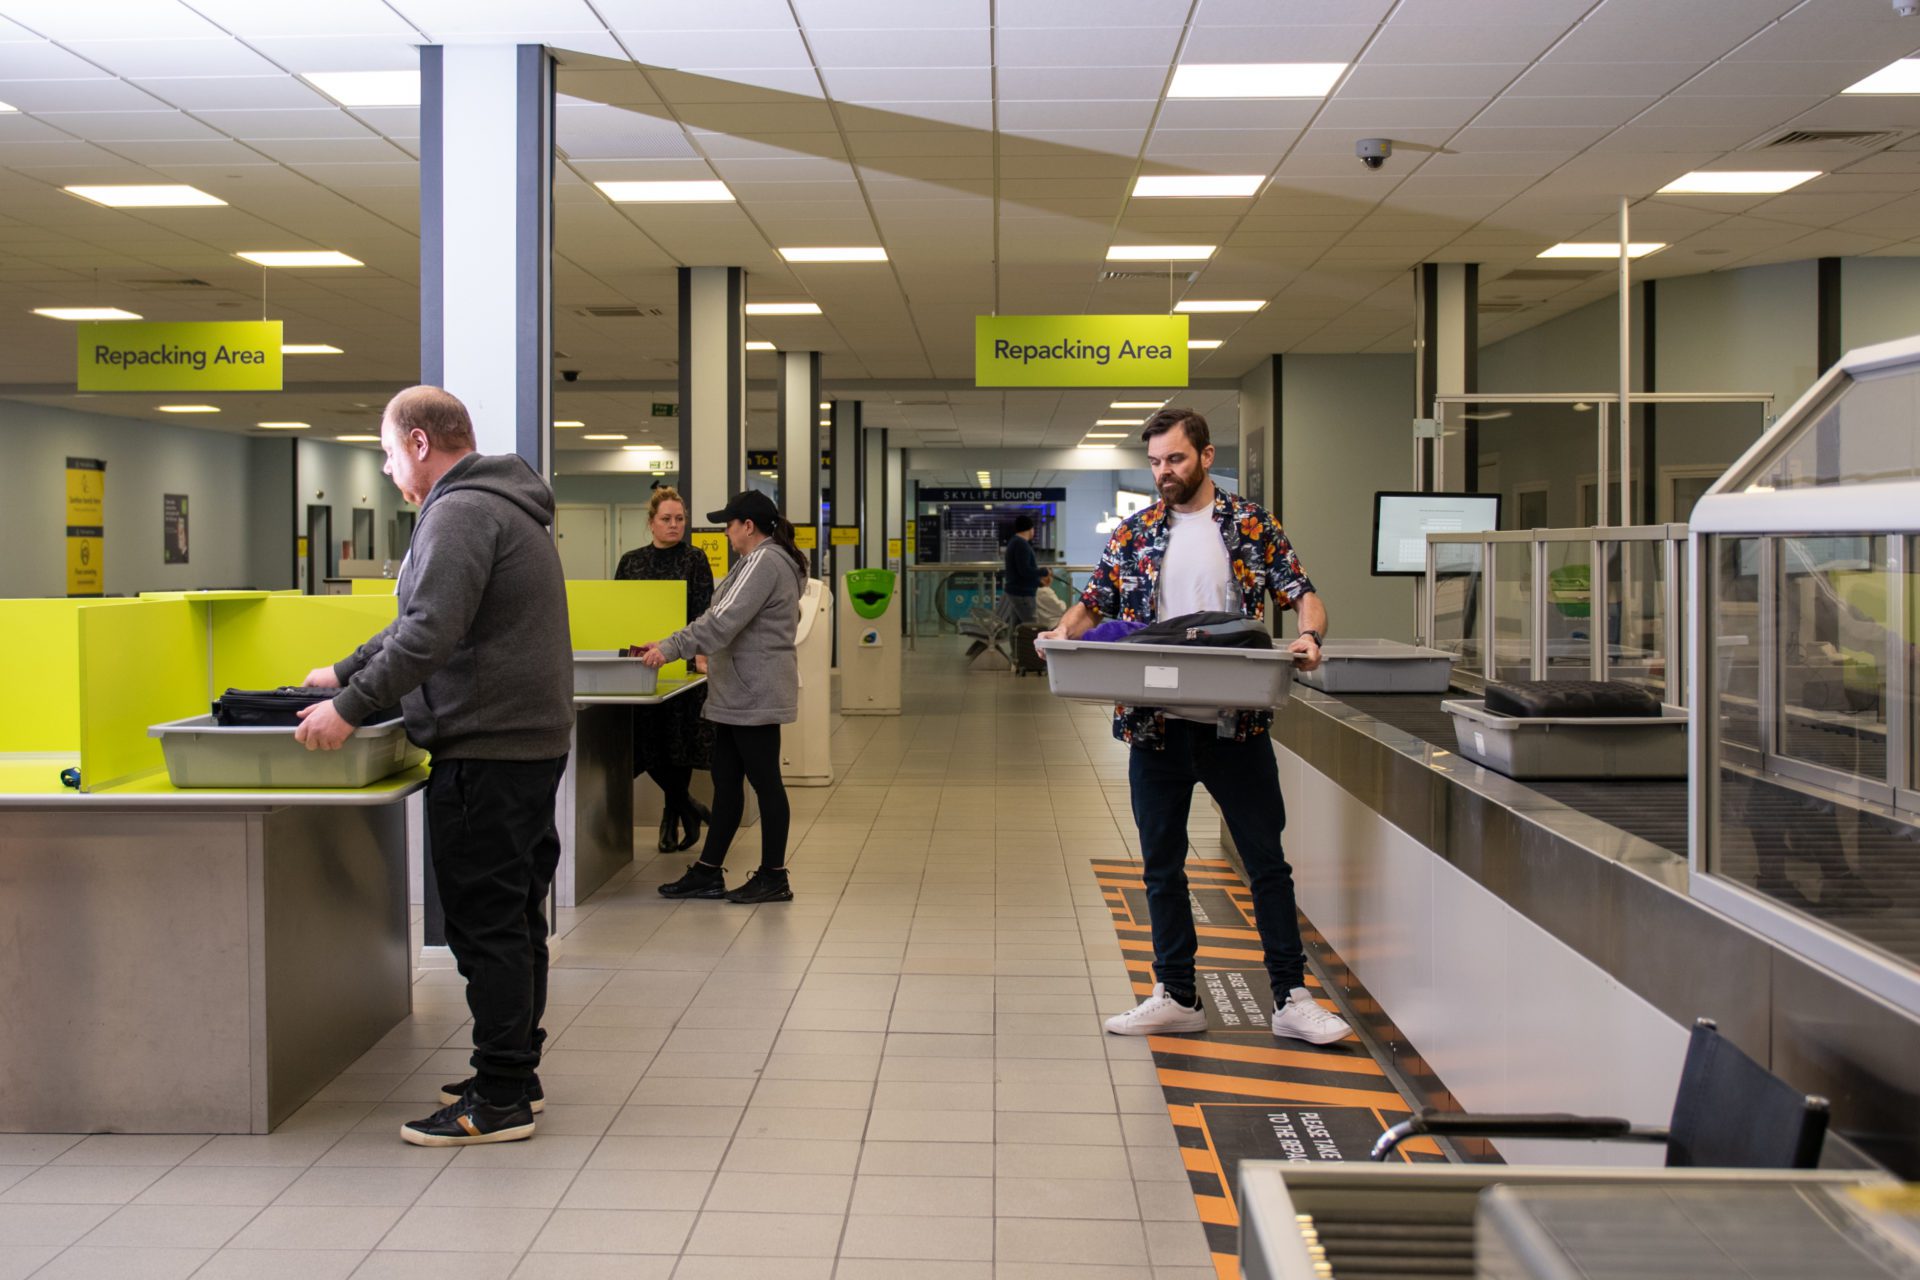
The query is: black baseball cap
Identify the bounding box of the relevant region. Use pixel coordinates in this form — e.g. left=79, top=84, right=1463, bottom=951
left=707, top=489, right=782, bottom=530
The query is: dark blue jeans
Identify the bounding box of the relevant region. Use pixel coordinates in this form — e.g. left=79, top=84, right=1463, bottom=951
left=1128, top=720, right=1305, bottom=996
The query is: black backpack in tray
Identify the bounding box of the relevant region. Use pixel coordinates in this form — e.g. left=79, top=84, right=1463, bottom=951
left=211, top=687, right=399, bottom=728
left=1120, top=610, right=1273, bottom=650
left=1483, top=679, right=1661, bottom=719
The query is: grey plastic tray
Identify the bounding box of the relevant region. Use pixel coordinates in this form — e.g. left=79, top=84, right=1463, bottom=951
left=1296, top=639, right=1456, bottom=694
left=1035, top=638, right=1296, bottom=714
left=1443, top=698, right=1688, bottom=779
left=574, top=650, right=660, bottom=696
left=148, top=716, right=425, bottom=788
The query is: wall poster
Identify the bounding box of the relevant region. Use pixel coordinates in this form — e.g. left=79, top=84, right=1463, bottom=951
left=1243, top=427, right=1266, bottom=510
left=163, top=494, right=189, bottom=565
left=65, top=457, right=105, bottom=597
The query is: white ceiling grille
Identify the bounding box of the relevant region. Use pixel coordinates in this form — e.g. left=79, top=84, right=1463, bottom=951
left=1751, top=128, right=1912, bottom=151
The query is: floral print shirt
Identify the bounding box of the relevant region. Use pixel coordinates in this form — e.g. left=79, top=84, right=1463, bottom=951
left=1077, top=487, right=1314, bottom=748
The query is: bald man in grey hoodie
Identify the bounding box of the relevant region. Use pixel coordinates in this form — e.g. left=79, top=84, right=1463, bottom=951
left=296, top=385, right=573, bottom=1148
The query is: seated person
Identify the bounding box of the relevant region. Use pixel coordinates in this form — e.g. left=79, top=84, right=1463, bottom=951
left=1033, top=568, right=1067, bottom=629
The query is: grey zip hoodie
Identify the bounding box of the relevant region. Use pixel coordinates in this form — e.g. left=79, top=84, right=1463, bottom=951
left=657, top=540, right=806, bottom=725
left=331, top=452, right=575, bottom=760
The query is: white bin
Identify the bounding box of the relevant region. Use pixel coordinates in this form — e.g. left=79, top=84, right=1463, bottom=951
left=573, top=650, right=660, bottom=696
left=1296, top=639, right=1457, bottom=694
left=149, top=716, right=425, bottom=788
left=1036, top=638, right=1296, bottom=715
left=1442, top=698, right=1688, bottom=779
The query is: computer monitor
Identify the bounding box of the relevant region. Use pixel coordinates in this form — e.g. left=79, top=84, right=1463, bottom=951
left=1371, top=490, right=1502, bottom=577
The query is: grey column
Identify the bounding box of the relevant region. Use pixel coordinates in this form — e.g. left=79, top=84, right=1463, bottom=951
left=861, top=425, right=886, bottom=572
left=829, top=400, right=862, bottom=662
left=678, top=267, right=746, bottom=528
left=777, top=350, right=822, bottom=573
left=420, top=44, right=554, bottom=471
left=1415, top=262, right=1478, bottom=492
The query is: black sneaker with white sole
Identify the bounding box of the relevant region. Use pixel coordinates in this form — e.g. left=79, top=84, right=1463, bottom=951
left=659, top=861, right=726, bottom=899
left=725, top=868, right=793, bottom=904
left=400, top=1094, right=535, bottom=1147
left=439, top=1074, right=544, bottom=1112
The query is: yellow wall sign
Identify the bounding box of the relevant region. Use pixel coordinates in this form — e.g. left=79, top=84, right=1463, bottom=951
left=887, top=538, right=902, bottom=562
left=792, top=525, right=818, bottom=550
left=77, top=320, right=284, bottom=392
left=66, top=457, right=105, bottom=597
left=690, top=529, right=730, bottom=581
left=975, top=314, right=1188, bottom=388
left=829, top=526, right=860, bottom=547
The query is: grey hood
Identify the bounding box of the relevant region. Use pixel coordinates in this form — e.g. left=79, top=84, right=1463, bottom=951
left=421, top=452, right=555, bottom=529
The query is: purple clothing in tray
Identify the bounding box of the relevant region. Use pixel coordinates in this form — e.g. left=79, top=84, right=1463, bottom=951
left=1082, top=619, right=1146, bottom=643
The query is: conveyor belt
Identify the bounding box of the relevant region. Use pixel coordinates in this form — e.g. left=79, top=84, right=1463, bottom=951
left=1325, top=692, right=1920, bottom=967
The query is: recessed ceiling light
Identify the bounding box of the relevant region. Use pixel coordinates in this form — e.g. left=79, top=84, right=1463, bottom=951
left=778, top=247, right=888, bottom=263
left=1843, top=58, right=1920, bottom=94
left=257, top=421, right=309, bottom=430
left=1085, top=432, right=1129, bottom=438
left=1111, top=401, right=1164, bottom=409
left=746, top=302, right=823, bottom=316
left=1107, top=244, right=1215, bottom=261
left=282, top=343, right=343, bottom=355
left=1132, top=174, right=1265, bottom=199
left=1174, top=299, right=1265, bottom=313
left=1077, top=443, right=1118, bottom=451
left=623, top=444, right=665, bottom=452
left=1094, top=419, right=1144, bottom=426
left=554, top=420, right=585, bottom=428
left=64, top=184, right=225, bottom=208
left=745, top=340, right=776, bottom=351
left=0, top=100, right=15, bottom=113
left=299, top=70, right=420, bottom=107
left=819, top=419, right=831, bottom=427
left=336, top=434, right=380, bottom=443
left=1168, top=62, right=1346, bottom=99
left=1538, top=242, right=1665, bottom=259
left=238, top=250, right=363, bottom=268
left=583, top=433, right=628, bottom=441
left=819, top=402, right=831, bottom=410
left=34, top=306, right=141, bottom=321
left=158, top=405, right=219, bottom=413
left=1189, top=339, right=1223, bottom=350
left=595, top=180, right=734, bottom=203
left=1657, top=170, right=1821, bottom=195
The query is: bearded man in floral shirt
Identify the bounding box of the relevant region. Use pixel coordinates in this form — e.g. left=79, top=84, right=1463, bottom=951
left=1039, top=407, right=1350, bottom=1046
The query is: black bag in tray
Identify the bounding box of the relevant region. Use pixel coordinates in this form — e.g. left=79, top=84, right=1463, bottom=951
left=1483, top=679, right=1661, bottom=720
left=211, top=687, right=399, bottom=728
left=1120, top=611, right=1273, bottom=650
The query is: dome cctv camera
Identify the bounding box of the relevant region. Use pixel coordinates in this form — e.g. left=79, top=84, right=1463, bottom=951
left=1897, top=0, right=1918, bottom=15
left=1357, top=138, right=1392, bottom=170
left=561, top=369, right=580, bottom=383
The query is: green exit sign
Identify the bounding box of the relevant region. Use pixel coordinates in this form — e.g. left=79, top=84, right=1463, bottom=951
left=651, top=402, right=677, bottom=417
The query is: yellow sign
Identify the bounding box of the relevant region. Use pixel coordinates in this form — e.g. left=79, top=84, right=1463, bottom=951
left=792, top=526, right=818, bottom=550
left=887, top=538, right=902, bottom=562
left=830, top=526, right=860, bottom=547
left=65, top=457, right=105, bottom=596
left=78, top=320, right=284, bottom=392
left=690, top=529, right=729, bottom=581
left=975, top=314, right=1188, bottom=388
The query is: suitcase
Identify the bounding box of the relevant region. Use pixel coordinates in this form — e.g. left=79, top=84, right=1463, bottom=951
left=1012, top=624, right=1046, bottom=676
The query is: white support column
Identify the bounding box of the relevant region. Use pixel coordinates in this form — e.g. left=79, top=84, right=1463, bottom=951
left=829, top=401, right=861, bottom=663
left=861, top=425, right=886, bottom=572
left=884, top=445, right=904, bottom=572
left=678, top=267, right=746, bottom=527
left=1415, top=262, right=1478, bottom=493
left=777, top=350, right=821, bottom=572
left=420, top=43, right=553, bottom=470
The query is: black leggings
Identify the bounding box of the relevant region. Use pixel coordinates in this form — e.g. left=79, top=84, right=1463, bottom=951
left=699, top=723, right=790, bottom=872
left=647, top=763, right=694, bottom=816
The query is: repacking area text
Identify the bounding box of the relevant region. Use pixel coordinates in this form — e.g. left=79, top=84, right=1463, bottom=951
left=93, top=344, right=269, bottom=371
left=992, top=338, right=1173, bottom=365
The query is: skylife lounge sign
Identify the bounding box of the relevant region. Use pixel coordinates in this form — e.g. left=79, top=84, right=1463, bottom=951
left=975, top=315, right=1188, bottom=388
left=77, top=320, right=284, bottom=392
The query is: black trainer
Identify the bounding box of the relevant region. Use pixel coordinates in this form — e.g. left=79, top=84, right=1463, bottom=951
left=439, top=1074, right=544, bottom=1112
left=400, top=1094, right=535, bottom=1147
left=725, top=868, right=793, bottom=904
left=659, top=861, right=726, bottom=899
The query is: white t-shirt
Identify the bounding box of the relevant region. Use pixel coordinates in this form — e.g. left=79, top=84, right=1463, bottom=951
left=1156, top=506, right=1236, bottom=621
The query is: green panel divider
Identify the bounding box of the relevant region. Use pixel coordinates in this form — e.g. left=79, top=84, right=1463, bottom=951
left=565, top=580, right=689, bottom=679
left=0, top=600, right=89, bottom=753
left=77, top=599, right=208, bottom=791
left=208, top=595, right=399, bottom=694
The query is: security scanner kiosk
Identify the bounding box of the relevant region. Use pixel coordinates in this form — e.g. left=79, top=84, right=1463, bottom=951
left=839, top=568, right=901, bottom=715
left=782, top=576, right=834, bottom=786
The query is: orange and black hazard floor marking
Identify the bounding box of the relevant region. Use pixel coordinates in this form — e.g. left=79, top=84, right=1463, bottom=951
left=1093, top=858, right=1442, bottom=1280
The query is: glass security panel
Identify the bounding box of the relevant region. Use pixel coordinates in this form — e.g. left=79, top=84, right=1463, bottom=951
left=1754, top=366, right=1920, bottom=491
left=1642, top=401, right=1770, bottom=521
left=1472, top=404, right=1606, bottom=530
left=1714, top=536, right=1762, bottom=751
left=1607, top=539, right=1667, bottom=698
left=1544, top=540, right=1594, bottom=679
left=1778, top=536, right=1890, bottom=781
left=1492, top=541, right=1534, bottom=683
left=1430, top=542, right=1484, bottom=671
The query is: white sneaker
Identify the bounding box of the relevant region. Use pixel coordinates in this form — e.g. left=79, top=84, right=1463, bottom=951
left=1103, top=983, right=1207, bottom=1036
left=1271, top=987, right=1351, bottom=1045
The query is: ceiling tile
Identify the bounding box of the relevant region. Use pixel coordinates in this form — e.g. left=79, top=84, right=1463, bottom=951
left=1364, top=23, right=1571, bottom=64
left=0, top=0, right=226, bottom=40
left=1179, top=24, right=1375, bottom=62
left=1153, top=100, right=1321, bottom=131
left=1340, top=62, right=1525, bottom=98
left=385, top=0, right=606, bottom=36
left=999, top=0, right=1183, bottom=25
left=0, top=77, right=168, bottom=113
left=805, top=28, right=992, bottom=69
left=196, top=108, right=378, bottom=141
left=793, top=0, right=987, bottom=26
left=591, top=0, right=797, bottom=30
left=133, top=76, right=333, bottom=112
left=1506, top=61, right=1705, bottom=97
left=1474, top=96, right=1658, bottom=128
left=996, top=26, right=1181, bottom=69
left=218, top=35, right=424, bottom=72
left=616, top=28, right=814, bottom=69
left=34, top=109, right=231, bottom=142
left=1314, top=97, right=1487, bottom=131
left=63, top=37, right=282, bottom=78
left=822, top=67, right=990, bottom=101
left=992, top=67, right=1169, bottom=100
left=998, top=100, right=1157, bottom=131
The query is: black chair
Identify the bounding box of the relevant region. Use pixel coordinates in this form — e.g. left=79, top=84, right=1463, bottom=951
left=1370, top=1018, right=1830, bottom=1168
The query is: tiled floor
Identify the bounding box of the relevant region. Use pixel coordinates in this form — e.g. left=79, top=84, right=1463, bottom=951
left=0, top=640, right=1223, bottom=1279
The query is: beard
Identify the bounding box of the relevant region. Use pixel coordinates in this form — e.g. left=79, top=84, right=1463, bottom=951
left=1158, top=467, right=1205, bottom=507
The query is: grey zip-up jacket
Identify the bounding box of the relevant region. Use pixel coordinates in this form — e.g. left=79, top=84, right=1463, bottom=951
left=657, top=540, right=805, bottom=726
left=331, top=452, right=574, bottom=760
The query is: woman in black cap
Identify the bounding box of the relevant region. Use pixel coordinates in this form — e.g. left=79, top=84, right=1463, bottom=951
left=639, top=490, right=809, bottom=904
